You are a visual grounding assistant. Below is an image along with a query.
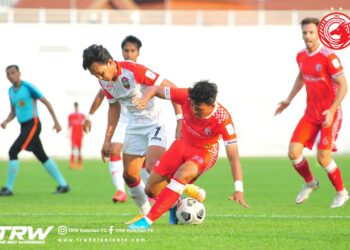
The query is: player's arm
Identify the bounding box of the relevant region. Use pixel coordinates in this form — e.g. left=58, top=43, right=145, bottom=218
left=101, top=101, right=121, bottom=162
left=83, top=89, right=105, bottom=133
left=39, top=97, right=62, bottom=133
left=225, top=143, right=249, bottom=208
left=159, top=79, right=183, bottom=138
left=275, top=71, right=304, bottom=115
left=323, top=74, right=348, bottom=127
left=1, top=104, right=16, bottom=129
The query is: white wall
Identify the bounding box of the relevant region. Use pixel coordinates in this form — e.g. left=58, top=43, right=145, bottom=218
left=0, top=23, right=349, bottom=159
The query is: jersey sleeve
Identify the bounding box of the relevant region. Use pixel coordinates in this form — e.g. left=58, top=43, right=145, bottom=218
left=25, top=82, right=44, bottom=99
left=327, top=53, right=344, bottom=79
left=164, top=87, right=188, bottom=105
left=220, top=116, right=237, bottom=146
left=122, top=62, right=163, bottom=86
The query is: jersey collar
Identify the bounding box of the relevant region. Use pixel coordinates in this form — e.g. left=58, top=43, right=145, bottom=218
left=113, top=61, right=121, bottom=81
left=203, top=102, right=218, bottom=119
left=307, top=43, right=321, bottom=57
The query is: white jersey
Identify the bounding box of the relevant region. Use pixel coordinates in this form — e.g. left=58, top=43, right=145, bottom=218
left=99, top=61, right=163, bottom=134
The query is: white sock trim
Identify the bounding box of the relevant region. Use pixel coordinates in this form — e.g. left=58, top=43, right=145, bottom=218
left=292, top=156, right=304, bottom=165
left=145, top=216, right=153, bottom=225
left=168, top=179, right=186, bottom=194
left=324, top=160, right=337, bottom=173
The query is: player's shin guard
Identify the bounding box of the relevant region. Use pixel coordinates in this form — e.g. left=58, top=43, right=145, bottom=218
left=43, top=159, right=68, bottom=186
left=6, top=160, right=19, bottom=191
left=110, top=155, right=125, bottom=192
left=147, top=178, right=186, bottom=223
left=127, top=179, right=150, bottom=215
left=324, top=160, right=345, bottom=192
left=292, top=156, right=314, bottom=183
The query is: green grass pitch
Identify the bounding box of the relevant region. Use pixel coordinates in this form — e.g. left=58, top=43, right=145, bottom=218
left=0, top=156, right=350, bottom=249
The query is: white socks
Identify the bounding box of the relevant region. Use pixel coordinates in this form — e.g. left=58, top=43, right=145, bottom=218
left=109, top=160, right=125, bottom=192
left=128, top=180, right=151, bottom=215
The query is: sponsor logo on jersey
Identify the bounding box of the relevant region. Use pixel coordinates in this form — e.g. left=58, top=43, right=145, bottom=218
left=318, top=12, right=350, bottom=50
left=121, top=77, right=130, bottom=89
left=315, top=63, right=322, bottom=72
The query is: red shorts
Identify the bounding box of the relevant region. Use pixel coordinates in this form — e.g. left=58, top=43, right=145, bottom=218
left=290, top=111, right=342, bottom=151
left=71, top=136, right=83, bottom=148
left=152, top=139, right=219, bottom=182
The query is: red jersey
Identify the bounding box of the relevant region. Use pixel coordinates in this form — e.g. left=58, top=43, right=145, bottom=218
left=68, top=112, right=85, bottom=138
left=297, top=45, right=344, bottom=123
left=165, top=87, right=237, bottom=148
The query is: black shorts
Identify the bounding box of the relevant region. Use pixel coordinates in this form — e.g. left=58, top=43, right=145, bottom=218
left=13, top=118, right=42, bottom=152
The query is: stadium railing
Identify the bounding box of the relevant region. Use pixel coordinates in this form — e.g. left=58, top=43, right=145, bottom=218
left=0, top=9, right=334, bottom=26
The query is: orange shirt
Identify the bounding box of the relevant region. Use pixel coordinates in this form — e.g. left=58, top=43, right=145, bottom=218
left=167, top=88, right=237, bottom=148
left=297, top=45, right=344, bottom=123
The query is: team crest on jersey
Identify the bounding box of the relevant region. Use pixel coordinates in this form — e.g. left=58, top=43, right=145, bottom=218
left=204, top=128, right=212, bottom=136
left=315, top=64, right=322, bottom=72
left=19, top=100, right=25, bottom=107
left=121, top=77, right=130, bottom=89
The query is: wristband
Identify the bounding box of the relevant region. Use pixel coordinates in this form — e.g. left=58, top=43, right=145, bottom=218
left=86, top=114, right=93, bottom=121
left=234, top=180, right=243, bottom=192
left=176, top=114, right=183, bottom=121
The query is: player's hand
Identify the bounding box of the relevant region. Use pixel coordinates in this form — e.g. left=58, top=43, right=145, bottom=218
left=228, top=191, right=249, bottom=208
left=274, top=100, right=290, bottom=116
left=322, top=109, right=335, bottom=128
left=175, top=120, right=182, bottom=139
left=1, top=121, right=7, bottom=129
left=132, top=97, right=148, bottom=110
left=101, top=141, right=111, bottom=162
left=53, top=122, right=62, bottom=133
left=83, top=119, right=91, bottom=133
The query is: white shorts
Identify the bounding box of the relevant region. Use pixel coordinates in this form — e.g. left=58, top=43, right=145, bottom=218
left=111, top=120, right=128, bottom=144
left=123, top=124, right=167, bottom=155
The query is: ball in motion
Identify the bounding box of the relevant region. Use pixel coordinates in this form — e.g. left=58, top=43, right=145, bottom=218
left=176, top=198, right=206, bottom=224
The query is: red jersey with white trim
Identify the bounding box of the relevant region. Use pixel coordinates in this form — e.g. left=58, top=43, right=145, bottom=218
left=165, top=87, right=237, bottom=148
left=99, top=61, right=163, bottom=132
left=68, top=112, right=85, bottom=138
left=297, top=45, right=344, bottom=123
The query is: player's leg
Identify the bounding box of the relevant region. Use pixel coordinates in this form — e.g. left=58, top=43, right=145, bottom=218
left=289, top=118, right=319, bottom=204
left=1, top=120, right=35, bottom=196
left=76, top=136, right=83, bottom=170
left=129, top=160, right=198, bottom=229
left=123, top=153, right=150, bottom=214
left=110, top=142, right=127, bottom=203
left=110, top=121, right=128, bottom=202
left=318, top=116, right=348, bottom=208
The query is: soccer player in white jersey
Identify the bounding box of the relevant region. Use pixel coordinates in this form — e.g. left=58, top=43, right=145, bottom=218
left=82, top=44, right=186, bottom=219
left=83, top=36, right=149, bottom=203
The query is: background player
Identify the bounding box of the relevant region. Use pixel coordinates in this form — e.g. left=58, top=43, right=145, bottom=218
left=0, top=65, right=69, bottom=196
left=128, top=80, right=249, bottom=229
left=275, top=17, right=348, bottom=208
left=83, top=35, right=147, bottom=202
left=68, top=102, right=85, bottom=170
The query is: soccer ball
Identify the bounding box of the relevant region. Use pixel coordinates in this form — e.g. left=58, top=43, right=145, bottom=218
left=176, top=198, right=206, bottom=225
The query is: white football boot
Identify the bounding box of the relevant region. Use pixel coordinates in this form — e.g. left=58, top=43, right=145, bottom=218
left=330, top=190, right=349, bottom=208
left=295, top=179, right=320, bottom=204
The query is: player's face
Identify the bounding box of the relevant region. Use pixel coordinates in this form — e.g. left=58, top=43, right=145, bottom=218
left=6, top=67, right=21, bottom=85
left=191, top=102, right=215, bottom=118
left=122, top=42, right=139, bottom=62
left=302, top=23, right=319, bottom=52
left=89, top=59, right=116, bottom=82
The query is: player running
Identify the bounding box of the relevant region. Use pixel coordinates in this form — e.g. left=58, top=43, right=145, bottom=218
left=68, top=102, right=85, bottom=170
left=83, top=35, right=149, bottom=203
left=128, top=80, right=249, bottom=229
left=0, top=65, right=69, bottom=196
left=275, top=17, right=349, bottom=208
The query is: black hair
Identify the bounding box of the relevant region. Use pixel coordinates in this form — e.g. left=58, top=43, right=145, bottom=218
left=74, top=102, right=78, bottom=106
left=301, top=17, right=319, bottom=28
left=82, top=44, right=113, bottom=70
left=121, top=35, right=142, bottom=50
left=188, top=80, right=218, bottom=106
left=6, top=65, right=19, bottom=72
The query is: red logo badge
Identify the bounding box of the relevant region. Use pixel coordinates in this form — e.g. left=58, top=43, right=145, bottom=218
left=318, top=12, right=350, bottom=50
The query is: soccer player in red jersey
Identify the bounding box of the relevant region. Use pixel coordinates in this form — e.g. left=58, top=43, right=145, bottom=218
left=128, top=80, right=249, bottom=229
left=68, top=102, right=85, bottom=170
left=275, top=17, right=349, bottom=208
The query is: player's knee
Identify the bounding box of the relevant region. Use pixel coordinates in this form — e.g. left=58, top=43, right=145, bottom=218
left=144, top=185, right=157, bottom=198
left=9, top=147, right=19, bottom=160
left=175, top=166, right=198, bottom=184
left=123, top=172, right=138, bottom=185
left=317, top=152, right=331, bottom=167
left=288, top=148, right=302, bottom=160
